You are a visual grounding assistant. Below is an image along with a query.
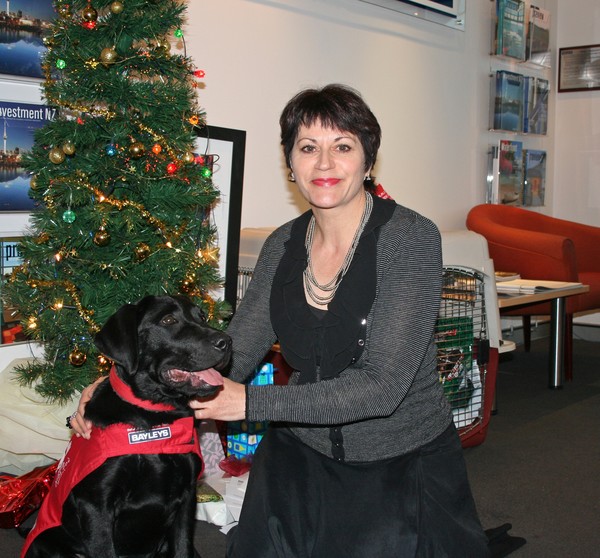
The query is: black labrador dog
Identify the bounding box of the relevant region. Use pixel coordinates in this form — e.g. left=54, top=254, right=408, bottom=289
left=22, top=295, right=231, bottom=558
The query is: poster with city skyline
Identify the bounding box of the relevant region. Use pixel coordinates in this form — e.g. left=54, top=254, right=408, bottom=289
left=0, top=0, right=55, bottom=79
left=0, top=100, right=56, bottom=211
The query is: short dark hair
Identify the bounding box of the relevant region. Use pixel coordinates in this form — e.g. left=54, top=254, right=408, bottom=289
left=279, top=84, right=381, bottom=173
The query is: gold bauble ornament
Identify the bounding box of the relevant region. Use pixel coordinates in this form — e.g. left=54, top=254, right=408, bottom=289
left=97, top=354, right=112, bottom=373
left=134, top=243, right=151, bottom=262
left=129, top=141, right=145, bottom=158
left=30, top=175, right=38, bottom=189
left=93, top=227, right=111, bottom=246
left=69, top=349, right=87, bottom=367
left=110, top=1, right=124, bottom=14
left=62, top=141, right=76, bottom=155
left=82, top=6, right=98, bottom=21
left=49, top=147, right=66, bottom=164
left=182, top=151, right=195, bottom=164
left=100, top=47, right=118, bottom=66
left=154, top=39, right=171, bottom=55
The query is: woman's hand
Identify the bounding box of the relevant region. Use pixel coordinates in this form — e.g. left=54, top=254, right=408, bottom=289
left=190, top=377, right=246, bottom=422
left=69, top=375, right=106, bottom=439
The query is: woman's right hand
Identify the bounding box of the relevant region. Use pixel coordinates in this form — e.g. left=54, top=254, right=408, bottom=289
left=69, top=376, right=106, bottom=439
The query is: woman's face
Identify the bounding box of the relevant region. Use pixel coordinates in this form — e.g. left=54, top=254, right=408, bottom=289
left=289, top=121, right=368, bottom=212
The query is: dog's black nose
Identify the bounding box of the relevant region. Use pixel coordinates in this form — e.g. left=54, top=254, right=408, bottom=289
left=213, top=335, right=231, bottom=352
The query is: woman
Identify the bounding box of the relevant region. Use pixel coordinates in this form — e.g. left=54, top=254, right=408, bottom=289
left=74, top=84, right=490, bottom=557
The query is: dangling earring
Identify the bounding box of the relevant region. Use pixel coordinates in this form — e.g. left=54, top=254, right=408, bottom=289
left=288, top=170, right=296, bottom=183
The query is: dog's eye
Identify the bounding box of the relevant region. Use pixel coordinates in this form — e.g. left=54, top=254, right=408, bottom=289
left=160, top=314, right=177, bottom=326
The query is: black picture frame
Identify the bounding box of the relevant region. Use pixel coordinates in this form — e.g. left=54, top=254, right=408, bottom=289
left=194, top=125, right=246, bottom=310
left=558, top=44, right=600, bottom=93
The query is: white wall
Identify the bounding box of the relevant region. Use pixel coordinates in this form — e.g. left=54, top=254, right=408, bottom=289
left=555, top=0, right=600, bottom=226
left=4, top=0, right=594, bottom=236
left=187, top=0, right=563, bottom=230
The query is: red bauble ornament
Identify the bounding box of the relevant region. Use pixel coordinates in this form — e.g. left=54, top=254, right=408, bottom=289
left=82, top=21, right=96, bottom=29
left=194, top=69, right=206, bottom=78
left=166, top=162, right=178, bottom=174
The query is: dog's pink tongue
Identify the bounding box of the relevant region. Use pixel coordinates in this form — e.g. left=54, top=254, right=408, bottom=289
left=190, top=368, right=224, bottom=386
left=168, top=368, right=224, bottom=387
left=193, top=368, right=223, bottom=386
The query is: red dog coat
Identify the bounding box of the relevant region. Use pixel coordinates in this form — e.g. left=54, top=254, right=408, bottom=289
left=21, top=368, right=202, bottom=557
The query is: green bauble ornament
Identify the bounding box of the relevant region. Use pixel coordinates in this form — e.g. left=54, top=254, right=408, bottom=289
left=62, top=210, right=76, bottom=223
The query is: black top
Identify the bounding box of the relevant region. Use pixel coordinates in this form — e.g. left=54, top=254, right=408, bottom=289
left=269, top=195, right=396, bottom=384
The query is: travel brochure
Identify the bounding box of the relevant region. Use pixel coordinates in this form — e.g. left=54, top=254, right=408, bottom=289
left=491, top=71, right=548, bottom=135
left=487, top=140, right=546, bottom=207
left=494, top=1, right=551, bottom=65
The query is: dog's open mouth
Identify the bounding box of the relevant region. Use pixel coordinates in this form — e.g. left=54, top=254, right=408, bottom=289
left=166, top=368, right=224, bottom=388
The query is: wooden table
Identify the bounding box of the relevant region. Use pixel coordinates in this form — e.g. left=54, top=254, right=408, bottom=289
left=497, top=283, right=590, bottom=388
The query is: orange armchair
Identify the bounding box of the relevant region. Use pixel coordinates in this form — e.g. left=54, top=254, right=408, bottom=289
left=466, top=204, right=600, bottom=380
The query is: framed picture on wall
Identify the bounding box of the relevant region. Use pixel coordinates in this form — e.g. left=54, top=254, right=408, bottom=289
left=194, top=125, right=246, bottom=309
left=0, top=0, right=54, bottom=80
left=0, top=100, right=56, bottom=212
left=558, top=44, right=600, bottom=92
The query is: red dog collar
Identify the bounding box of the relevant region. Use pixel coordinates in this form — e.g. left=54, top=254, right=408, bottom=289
left=109, top=366, right=176, bottom=412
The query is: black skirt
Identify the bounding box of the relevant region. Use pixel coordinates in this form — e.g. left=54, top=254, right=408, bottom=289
left=227, top=422, right=490, bottom=558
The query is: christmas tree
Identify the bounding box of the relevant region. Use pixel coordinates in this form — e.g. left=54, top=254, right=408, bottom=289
left=3, top=0, right=229, bottom=403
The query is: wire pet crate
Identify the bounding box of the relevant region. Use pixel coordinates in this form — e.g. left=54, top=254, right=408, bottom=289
left=439, top=230, right=502, bottom=448
left=436, top=266, right=493, bottom=445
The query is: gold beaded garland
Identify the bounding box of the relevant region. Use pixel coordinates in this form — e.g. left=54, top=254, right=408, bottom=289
left=181, top=276, right=196, bottom=293
left=135, top=243, right=151, bottom=261
left=57, top=4, right=72, bottom=18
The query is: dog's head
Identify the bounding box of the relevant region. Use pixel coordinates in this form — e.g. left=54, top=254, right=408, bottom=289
left=94, top=295, right=232, bottom=403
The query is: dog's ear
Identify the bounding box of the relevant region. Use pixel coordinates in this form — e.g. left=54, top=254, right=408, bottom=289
left=94, top=303, right=139, bottom=370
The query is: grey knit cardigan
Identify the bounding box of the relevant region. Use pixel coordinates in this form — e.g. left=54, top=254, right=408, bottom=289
left=226, top=202, right=453, bottom=462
